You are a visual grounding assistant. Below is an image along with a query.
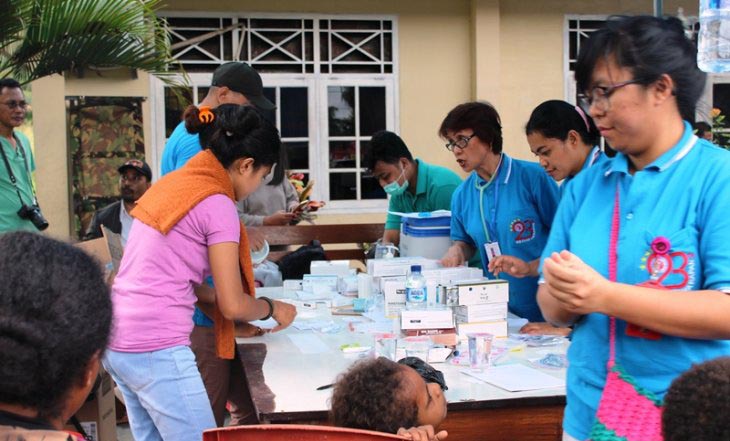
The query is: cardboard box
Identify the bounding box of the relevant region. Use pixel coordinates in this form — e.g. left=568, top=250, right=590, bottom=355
left=74, top=227, right=123, bottom=285
left=383, top=279, right=406, bottom=318
left=454, top=302, right=509, bottom=323
left=454, top=279, right=509, bottom=306
left=400, top=309, right=454, bottom=330
left=310, top=260, right=351, bottom=277
left=404, top=328, right=458, bottom=347
left=367, top=257, right=439, bottom=277
left=65, top=368, right=116, bottom=441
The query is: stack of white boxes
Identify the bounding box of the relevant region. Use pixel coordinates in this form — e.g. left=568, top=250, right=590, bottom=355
left=451, top=279, right=510, bottom=341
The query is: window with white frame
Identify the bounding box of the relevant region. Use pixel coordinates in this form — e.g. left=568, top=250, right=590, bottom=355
left=152, top=13, right=397, bottom=210
left=564, top=15, right=607, bottom=104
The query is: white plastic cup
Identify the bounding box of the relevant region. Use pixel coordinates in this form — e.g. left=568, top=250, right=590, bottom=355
left=404, top=336, right=431, bottom=362
left=373, top=332, right=398, bottom=360
left=357, top=273, right=373, bottom=299
left=467, top=333, right=494, bottom=371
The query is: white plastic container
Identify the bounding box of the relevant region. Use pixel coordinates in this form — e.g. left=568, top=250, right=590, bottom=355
left=698, top=0, right=730, bottom=72
left=399, top=215, right=452, bottom=259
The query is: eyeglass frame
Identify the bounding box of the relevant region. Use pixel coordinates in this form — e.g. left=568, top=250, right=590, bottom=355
left=578, top=78, right=647, bottom=113
left=0, top=100, right=28, bottom=110
left=444, top=133, right=476, bottom=152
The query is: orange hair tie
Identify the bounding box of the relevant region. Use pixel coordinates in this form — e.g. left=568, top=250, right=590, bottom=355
left=198, top=106, right=215, bottom=124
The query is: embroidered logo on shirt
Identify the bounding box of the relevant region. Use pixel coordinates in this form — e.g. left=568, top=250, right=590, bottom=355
left=639, top=236, right=695, bottom=290
left=510, top=218, right=536, bottom=244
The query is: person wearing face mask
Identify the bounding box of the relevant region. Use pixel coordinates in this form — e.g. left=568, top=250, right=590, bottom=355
left=367, top=130, right=462, bottom=247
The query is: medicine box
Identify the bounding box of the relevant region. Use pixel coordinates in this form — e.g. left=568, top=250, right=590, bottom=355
left=454, top=302, right=508, bottom=323
left=454, top=279, right=509, bottom=305
left=400, top=309, right=454, bottom=330
left=383, top=279, right=407, bottom=318
left=310, top=260, right=352, bottom=277
left=367, top=257, right=439, bottom=277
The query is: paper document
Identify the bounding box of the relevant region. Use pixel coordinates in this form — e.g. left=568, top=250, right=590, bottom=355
left=462, top=364, right=565, bottom=392
left=288, top=334, right=331, bottom=354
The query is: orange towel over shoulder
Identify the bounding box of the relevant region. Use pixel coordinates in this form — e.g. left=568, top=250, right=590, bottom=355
left=132, top=149, right=255, bottom=359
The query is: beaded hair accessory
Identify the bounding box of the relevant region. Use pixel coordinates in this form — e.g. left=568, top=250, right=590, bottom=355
left=198, top=106, right=215, bottom=124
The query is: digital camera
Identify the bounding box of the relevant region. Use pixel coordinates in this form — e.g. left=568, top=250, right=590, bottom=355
left=18, top=203, right=49, bottom=231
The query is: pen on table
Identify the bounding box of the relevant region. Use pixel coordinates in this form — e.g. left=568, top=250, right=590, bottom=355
left=316, top=383, right=335, bottom=391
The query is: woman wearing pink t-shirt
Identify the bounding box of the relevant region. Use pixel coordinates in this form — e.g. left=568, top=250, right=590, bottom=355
left=103, top=104, right=296, bottom=441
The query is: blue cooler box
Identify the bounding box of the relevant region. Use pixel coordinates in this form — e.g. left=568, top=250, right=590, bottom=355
left=399, top=214, right=452, bottom=259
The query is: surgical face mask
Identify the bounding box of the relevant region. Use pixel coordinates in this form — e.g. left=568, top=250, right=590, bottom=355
left=383, top=167, right=408, bottom=196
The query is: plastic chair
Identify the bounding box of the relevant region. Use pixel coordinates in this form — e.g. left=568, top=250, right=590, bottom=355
left=203, top=424, right=408, bottom=440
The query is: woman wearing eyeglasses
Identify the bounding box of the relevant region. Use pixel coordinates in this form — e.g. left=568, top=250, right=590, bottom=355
left=439, top=101, right=559, bottom=323
left=538, top=16, right=730, bottom=441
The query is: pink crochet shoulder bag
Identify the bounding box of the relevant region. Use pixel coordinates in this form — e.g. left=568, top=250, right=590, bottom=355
left=587, top=187, right=663, bottom=441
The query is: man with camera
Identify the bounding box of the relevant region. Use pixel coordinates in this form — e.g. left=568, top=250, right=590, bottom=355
left=0, top=78, right=47, bottom=233
left=84, top=159, right=152, bottom=245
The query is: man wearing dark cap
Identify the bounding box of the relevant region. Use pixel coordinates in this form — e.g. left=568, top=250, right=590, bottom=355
left=84, top=159, right=152, bottom=245
left=160, top=61, right=275, bottom=174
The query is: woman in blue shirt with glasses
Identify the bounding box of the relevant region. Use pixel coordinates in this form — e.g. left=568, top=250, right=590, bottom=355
left=539, top=16, right=730, bottom=441
left=439, top=101, right=559, bottom=323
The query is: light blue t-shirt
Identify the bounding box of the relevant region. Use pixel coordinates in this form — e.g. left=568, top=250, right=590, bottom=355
left=541, top=122, right=730, bottom=440
left=560, top=145, right=605, bottom=197
left=450, top=154, right=559, bottom=321
left=160, top=122, right=202, bottom=176
left=160, top=121, right=213, bottom=327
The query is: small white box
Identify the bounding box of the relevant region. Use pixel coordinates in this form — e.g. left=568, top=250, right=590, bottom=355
left=455, top=279, right=509, bottom=305
left=456, top=320, right=508, bottom=340
left=302, top=274, right=339, bottom=293
left=383, top=280, right=406, bottom=318
left=367, top=257, right=439, bottom=277
left=310, top=260, right=352, bottom=277
left=454, top=302, right=508, bottom=323
left=400, top=309, right=454, bottom=330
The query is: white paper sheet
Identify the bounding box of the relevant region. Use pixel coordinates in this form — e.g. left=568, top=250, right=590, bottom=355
left=287, top=334, right=331, bottom=354
left=462, top=364, right=565, bottom=392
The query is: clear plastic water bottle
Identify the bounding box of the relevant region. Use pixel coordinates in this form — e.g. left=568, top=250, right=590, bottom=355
left=698, top=0, right=730, bottom=72
left=405, top=265, right=427, bottom=310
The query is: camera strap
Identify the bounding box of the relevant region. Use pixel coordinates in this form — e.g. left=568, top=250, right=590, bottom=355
left=0, top=133, right=36, bottom=207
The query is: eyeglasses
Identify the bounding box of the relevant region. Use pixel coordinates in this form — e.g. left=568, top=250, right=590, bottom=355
left=0, top=100, right=28, bottom=110
left=445, top=133, right=476, bottom=152
left=578, top=79, right=646, bottom=113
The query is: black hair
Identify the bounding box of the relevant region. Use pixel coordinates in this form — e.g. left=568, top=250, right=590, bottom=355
left=663, top=357, right=730, bottom=441
left=0, top=78, right=21, bottom=92
left=330, top=357, right=418, bottom=433
left=183, top=104, right=282, bottom=172
left=439, top=101, right=503, bottom=154
left=694, top=121, right=712, bottom=138
left=366, top=131, right=413, bottom=171
left=575, top=15, right=706, bottom=123
left=526, top=100, right=600, bottom=147
left=0, top=232, right=112, bottom=419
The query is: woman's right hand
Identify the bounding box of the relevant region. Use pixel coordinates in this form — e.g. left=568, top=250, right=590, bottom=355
left=440, top=245, right=465, bottom=267
left=270, top=300, right=297, bottom=332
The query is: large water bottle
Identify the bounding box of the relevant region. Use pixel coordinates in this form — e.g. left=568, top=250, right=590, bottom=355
left=698, top=0, right=730, bottom=72
left=405, top=265, right=427, bottom=310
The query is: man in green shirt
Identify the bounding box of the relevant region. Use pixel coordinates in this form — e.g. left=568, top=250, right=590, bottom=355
left=367, top=130, right=462, bottom=246
left=0, top=78, right=42, bottom=233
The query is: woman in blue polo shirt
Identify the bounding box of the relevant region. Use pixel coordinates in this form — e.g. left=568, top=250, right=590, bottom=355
left=439, top=101, right=559, bottom=322
left=488, top=100, right=604, bottom=285
left=538, top=16, right=730, bottom=441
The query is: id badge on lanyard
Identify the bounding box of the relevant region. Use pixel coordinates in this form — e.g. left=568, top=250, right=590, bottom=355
left=478, top=175, right=500, bottom=263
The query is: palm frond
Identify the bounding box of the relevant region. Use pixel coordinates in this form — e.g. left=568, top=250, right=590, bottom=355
left=0, top=0, right=186, bottom=88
